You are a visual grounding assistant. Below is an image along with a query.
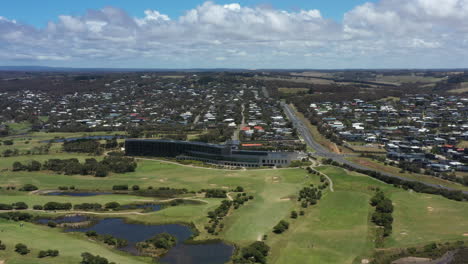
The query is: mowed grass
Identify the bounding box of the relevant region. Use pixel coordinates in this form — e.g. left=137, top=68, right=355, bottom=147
left=0, top=219, right=152, bottom=264
left=266, top=166, right=385, bottom=264
left=387, top=191, right=468, bottom=248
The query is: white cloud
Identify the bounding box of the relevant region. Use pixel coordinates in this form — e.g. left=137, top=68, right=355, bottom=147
left=0, top=1, right=468, bottom=68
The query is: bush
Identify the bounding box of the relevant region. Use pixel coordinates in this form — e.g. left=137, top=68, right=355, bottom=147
left=19, top=184, right=38, bottom=192
left=112, top=185, right=128, bottom=191
left=43, top=202, right=72, bottom=211
left=33, top=205, right=43, bottom=210
left=0, top=204, right=13, bottom=210
left=105, top=202, right=120, bottom=209
left=81, top=252, right=115, bottom=264
left=290, top=211, right=298, bottom=219
left=15, top=243, right=30, bottom=255
left=47, top=221, right=57, bottom=228
left=0, top=240, right=6, bottom=250
left=12, top=202, right=28, bottom=210
left=132, top=185, right=140, bottom=191
left=273, top=220, right=289, bottom=234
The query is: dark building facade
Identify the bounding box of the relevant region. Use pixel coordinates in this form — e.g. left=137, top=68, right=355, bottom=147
left=125, top=139, right=299, bottom=167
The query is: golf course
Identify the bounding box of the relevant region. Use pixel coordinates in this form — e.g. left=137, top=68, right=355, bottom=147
left=0, top=132, right=468, bottom=264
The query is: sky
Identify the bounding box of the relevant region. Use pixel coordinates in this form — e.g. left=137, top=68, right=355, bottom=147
left=0, top=0, right=467, bottom=69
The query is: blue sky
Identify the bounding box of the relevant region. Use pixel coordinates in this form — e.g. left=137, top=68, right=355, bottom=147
left=3, top=0, right=375, bottom=27
left=0, top=0, right=467, bottom=69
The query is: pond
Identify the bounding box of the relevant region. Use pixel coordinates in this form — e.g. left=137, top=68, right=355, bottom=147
left=36, top=215, right=89, bottom=225
left=45, top=192, right=113, bottom=197
left=121, top=204, right=162, bottom=212
left=64, top=218, right=234, bottom=264
left=41, top=135, right=126, bottom=143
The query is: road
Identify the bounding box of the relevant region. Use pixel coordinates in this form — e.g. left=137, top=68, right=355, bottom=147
left=282, top=102, right=468, bottom=194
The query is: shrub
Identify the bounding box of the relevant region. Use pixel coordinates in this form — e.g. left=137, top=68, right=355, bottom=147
left=15, top=243, right=30, bottom=255
left=105, top=202, right=120, bottom=209
left=81, top=252, right=115, bottom=264
left=273, top=220, right=289, bottom=234
left=112, top=185, right=128, bottom=191
left=33, top=205, right=43, bottom=210
left=132, top=185, right=140, bottom=191
left=19, top=184, right=38, bottom=192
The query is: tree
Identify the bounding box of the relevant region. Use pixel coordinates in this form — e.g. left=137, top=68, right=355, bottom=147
left=273, top=220, right=289, bottom=234
left=28, top=160, right=42, bottom=171
left=290, top=211, right=298, bottom=219
left=19, top=184, right=38, bottom=192
left=80, top=252, right=114, bottom=264
left=12, top=202, right=28, bottom=210
left=105, top=202, right=120, bottom=209
left=15, top=243, right=30, bottom=255
left=0, top=240, right=6, bottom=250
left=132, top=185, right=140, bottom=191
left=12, top=161, right=24, bottom=171
left=95, top=164, right=109, bottom=177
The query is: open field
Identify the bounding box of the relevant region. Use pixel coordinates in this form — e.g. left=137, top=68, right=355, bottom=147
left=256, top=76, right=335, bottom=85
left=278, top=87, right=309, bottom=94
left=448, top=82, right=468, bottom=94
left=457, top=140, right=468, bottom=148
left=347, top=156, right=468, bottom=191
left=375, top=75, right=444, bottom=85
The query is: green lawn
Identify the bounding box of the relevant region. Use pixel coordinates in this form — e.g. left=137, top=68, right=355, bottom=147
left=0, top=219, right=152, bottom=264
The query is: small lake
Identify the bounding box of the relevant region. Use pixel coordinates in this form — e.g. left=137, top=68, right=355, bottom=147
left=42, top=135, right=126, bottom=143
left=121, top=204, right=162, bottom=212
left=36, top=215, right=89, bottom=225
left=45, top=192, right=113, bottom=197
left=64, top=218, right=233, bottom=264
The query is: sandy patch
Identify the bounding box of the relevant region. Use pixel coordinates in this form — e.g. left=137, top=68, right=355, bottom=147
left=400, top=232, right=408, bottom=236
left=361, top=259, right=369, bottom=264
left=222, top=186, right=229, bottom=189
left=272, top=176, right=280, bottom=183
left=209, top=184, right=217, bottom=187
left=463, top=233, right=468, bottom=237
left=141, top=177, right=148, bottom=180
left=257, top=234, right=263, bottom=241
left=159, top=178, right=168, bottom=182
left=279, top=197, right=291, bottom=201
left=392, top=257, right=431, bottom=264
left=427, top=206, right=434, bottom=212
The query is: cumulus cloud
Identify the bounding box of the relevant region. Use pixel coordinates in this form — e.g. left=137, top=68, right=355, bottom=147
left=0, top=1, right=467, bottom=68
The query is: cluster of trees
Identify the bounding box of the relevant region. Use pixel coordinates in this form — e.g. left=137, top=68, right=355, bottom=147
left=137, top=233, right=177, bottom=256
left=204, top=189, right=227, bottom=198
left=0, top=240, right=6, bottom=250
left=297, top=185, right=322, bottom=208
left=232, top=193, right=254, bottom=209
left=12, top=156, right=137, bottom=177
left=273, top=220, right=290, bottom=234
left=85, top=231, right=128, bottom=248
left=206, top=200, right=232, bottom=234
left=370, top=190, right=394, bottom=239
left=135, top=187, right=189, bottom=198
left=38, top=249, right=59, bottom=258
left=63, top=139, right=101, bottom=154
left=0, top=212, right=33, bottom=222
left=43, top=202, right=72, bottom=211
left=19, top=184, right=38, bottom=191
left=0, top=202, right=28, bottom=210
left=13, top=161, right=42, bottom=172
left=327, top=159, right=468, bottom=202
left=15, top=243, right=30, bottom=255
left=81, top=252, right=116, bottom=264
left=233, top=241, right=270, bottom=264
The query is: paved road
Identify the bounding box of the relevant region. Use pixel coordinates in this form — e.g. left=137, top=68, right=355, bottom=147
left=282, top=102, right=468, bottom=194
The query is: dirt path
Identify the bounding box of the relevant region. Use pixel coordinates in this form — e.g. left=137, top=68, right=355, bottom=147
left=226, top=192, right=234, bottom=201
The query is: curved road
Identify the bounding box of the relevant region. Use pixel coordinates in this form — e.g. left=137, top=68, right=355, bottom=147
left=282, top=103, right=468, bottom=195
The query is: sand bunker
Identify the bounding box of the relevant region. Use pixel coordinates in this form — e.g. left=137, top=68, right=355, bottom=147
left=427, top=206, right=434, bottom=212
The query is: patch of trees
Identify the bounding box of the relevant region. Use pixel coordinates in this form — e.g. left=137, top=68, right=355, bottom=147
left=233, top=241, right=270, bottom=264
left=74, top=203, right=103, bottom=210
left=112, top=184, right=128, bottom=191
left=13, top=161, right=41, bottom=171
left=206, top=200, right=232, bottom=235
left=15, top=243, right=30, bottom=255
left=204, top=189, right=227, bottom=198
left=137, top=233, right=177, bottom=256
left=232, top=192, right=254, bottom=209
left=85, top=231, right=128, bottom=248
left=0, top=212, right=33, bottom=221
left=63, top=139, right=101, bottom=154
left=370, top=190, right=393, bottom=243
left=135, top=187, right=189, bottom=198
left=38, top=249, right=59, bottom=258
left=0, top=240, right=6, bottom=250
left=19, top=184, right=38, bottom=191
left=30, top=156, right=137, bottom=176
left=273, top=220, right=289, bottom=234
left=43, top=202, right=72, bottom=211
left=297, top=185, right=322, bottom=209
left=80, top=252, right=116, bottom=264
left=328, top=160, right=468, bottom=202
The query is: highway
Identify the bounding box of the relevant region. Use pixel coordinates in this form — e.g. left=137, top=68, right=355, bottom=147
left=282, top=102, right=468, bottom=194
